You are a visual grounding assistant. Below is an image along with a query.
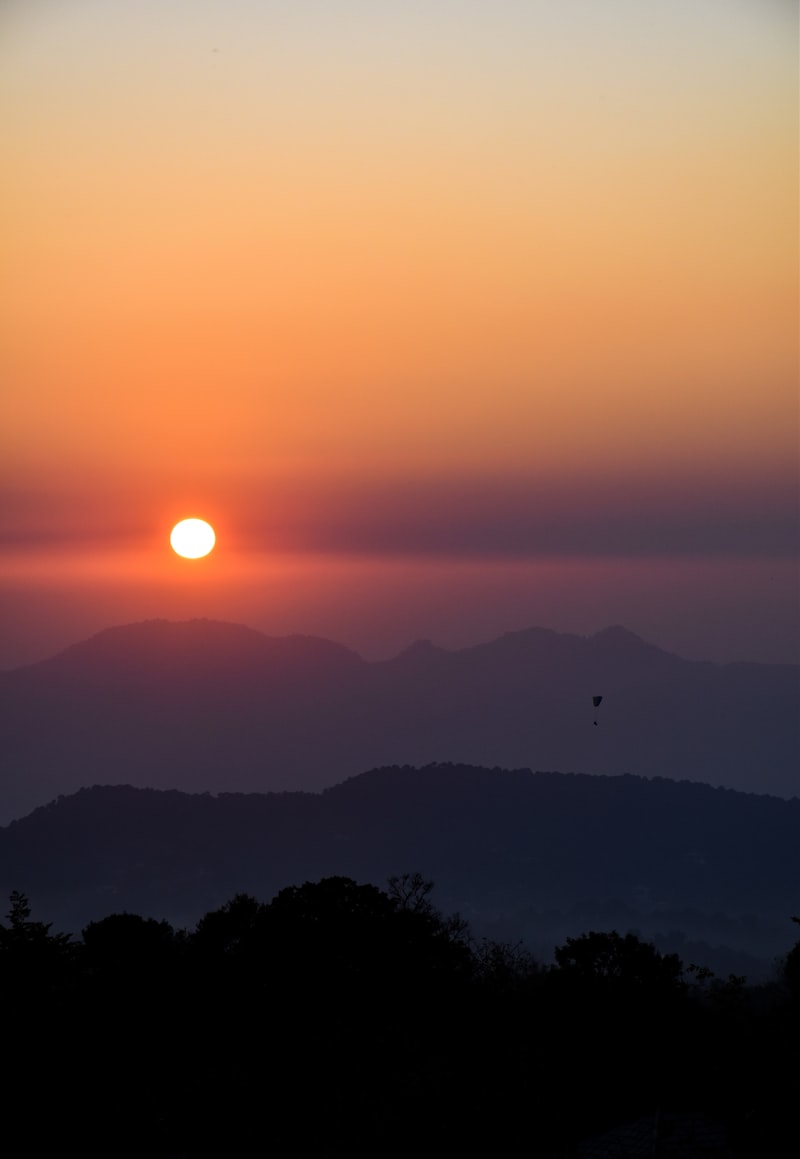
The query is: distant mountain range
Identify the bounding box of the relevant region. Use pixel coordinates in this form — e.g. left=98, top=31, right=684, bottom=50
left=0, top=618, right=796, bottom=822
left=2, top=764, right=798, bottom=979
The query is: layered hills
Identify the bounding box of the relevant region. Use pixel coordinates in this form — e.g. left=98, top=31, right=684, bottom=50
left=1, top=764, right=798, bottom=978
left=0, top=618, right=796, bottom=823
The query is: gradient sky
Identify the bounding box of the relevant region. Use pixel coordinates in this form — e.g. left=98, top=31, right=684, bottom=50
left=2, top=0, right=798, bottom=668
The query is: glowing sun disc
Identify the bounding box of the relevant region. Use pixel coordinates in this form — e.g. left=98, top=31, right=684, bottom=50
left=170, top=518, right=216, bottom=559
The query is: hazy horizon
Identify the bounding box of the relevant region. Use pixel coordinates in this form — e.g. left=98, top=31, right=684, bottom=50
left=2, top=587, right=799, bottom=674
left=2, top=1, right=797, bottom=671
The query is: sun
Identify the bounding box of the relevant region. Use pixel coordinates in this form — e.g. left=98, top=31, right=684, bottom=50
left=170, top=518, right=216, bottom=559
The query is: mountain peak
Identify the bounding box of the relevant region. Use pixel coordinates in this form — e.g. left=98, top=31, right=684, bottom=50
left=30, top=618, right=364, bottom=676
left=591, top=625, right=646, bottom=645
left=587, top=625, right=676, bottom=659
left=390, top=638, right=447, bottom=662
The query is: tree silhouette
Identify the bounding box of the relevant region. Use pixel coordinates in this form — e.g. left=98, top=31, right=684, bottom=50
left=781, top=915, right=800, bottom=997
left=387, top=871, right=436, bottom=913
left=554, top=928, right=683, bottom=989
left=2, top=879, right=797, bottom=1156
left=0, top=890, right=73, bottom=989
left=191, top=891, right=267, bottom=956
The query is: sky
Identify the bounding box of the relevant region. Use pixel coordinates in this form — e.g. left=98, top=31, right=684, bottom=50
left=2, top=0, right=798, bottom=669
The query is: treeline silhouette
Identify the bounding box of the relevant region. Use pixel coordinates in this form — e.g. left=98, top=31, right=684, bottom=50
left=3, top=876, right=799, bottom=1157
left=4, top=766, right=799, bottom=975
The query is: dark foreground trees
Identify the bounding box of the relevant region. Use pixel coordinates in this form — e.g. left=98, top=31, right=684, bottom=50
left=553, top=928, right=684, bottom=987
left=2, top=884, right=799, bottom=1157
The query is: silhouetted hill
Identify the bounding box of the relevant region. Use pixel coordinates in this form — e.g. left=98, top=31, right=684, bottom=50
left=0, top=618, right=796, bottom=822
left=36, top=617, right=362, bottom=680
left=2, top=764, right=798, bottom=977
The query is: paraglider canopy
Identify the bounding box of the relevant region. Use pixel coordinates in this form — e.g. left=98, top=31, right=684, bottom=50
left=592, top=695, right=603, bottom=725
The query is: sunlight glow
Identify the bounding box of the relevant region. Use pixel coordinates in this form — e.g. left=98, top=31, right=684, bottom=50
left=170, top=519, right=216, bottom=559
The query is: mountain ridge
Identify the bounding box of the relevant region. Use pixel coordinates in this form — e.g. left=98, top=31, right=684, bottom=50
left=13, top=617, right=788, bottom=674
left=0, top=618, right=796, bottom=823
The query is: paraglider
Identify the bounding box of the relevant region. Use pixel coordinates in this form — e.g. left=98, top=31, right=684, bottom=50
left=592, top=695, right=603, bottom=725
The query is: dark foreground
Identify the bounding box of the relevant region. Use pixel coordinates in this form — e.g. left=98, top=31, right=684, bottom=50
left=3, top=877, right=798, bottom=1157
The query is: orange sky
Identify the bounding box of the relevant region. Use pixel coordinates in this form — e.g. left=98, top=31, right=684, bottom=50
left=1, top=1, right=797, bottom=667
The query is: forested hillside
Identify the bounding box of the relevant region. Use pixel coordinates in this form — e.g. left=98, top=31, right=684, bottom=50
left=3, top=764, right=798, bottom=977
